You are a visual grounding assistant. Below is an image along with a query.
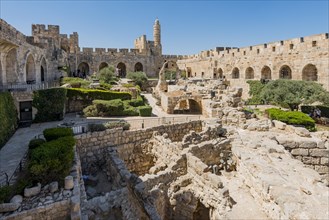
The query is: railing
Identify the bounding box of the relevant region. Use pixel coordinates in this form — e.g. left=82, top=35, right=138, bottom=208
left=0, top=80, right=60, bottom=92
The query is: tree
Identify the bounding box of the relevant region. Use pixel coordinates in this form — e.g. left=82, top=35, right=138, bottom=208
left=260, top=79, right=329, bottom=110
left=126, top=71, right=148, bottom=87
left=98, top=66, right=117, bottom=83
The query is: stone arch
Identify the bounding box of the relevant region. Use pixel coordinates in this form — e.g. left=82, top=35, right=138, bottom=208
left=134, top=62, right=143, bottom=72
left=99, top=62, right=109, bottom=71
left=117, top=62, right=126, bottom=78
left=245, top=67, right=254, bottom=79
left=218, top=68, right=223, bottom=78
left=40, top=57, right=47, bottom=82
left=174, top=99, right=202, bottom=114
left=261, top=66, right=271, bottom=79
left=232, top=67, right=240, bottom=79
left=6, top=48, right=18, bottom=83
left=213, top=68, right=218, bottom=79
left=302, top=64, right=317, bottom=81
left=25, top=54, right=36, bottom=83
left=187, top=67, right=192, bottom=78
left=279, top=65, right=292, bottom=79
left=78, top=62, right=90, bottom=76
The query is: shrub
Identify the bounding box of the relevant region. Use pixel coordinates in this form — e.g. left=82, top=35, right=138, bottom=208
left=126, top=95, right=145, bottom=107
left=0, top=92, right=18, bottom=149
left=28, top=138, right=46, bottom=150
left=0, top=185, right=12, bottom=203
left=43, top=127, right=74, bottom=141
left=67, top=88, right=131, bottom=102
left=33, top=88, right=67, bottom=122
left=138, top=105, right=152, bottom=116
left=126, top=71, right=148, bottom=87
left=98, top=66, right=117, bottom=83
left=122, top=102, right=139, bottom=116
left=88, top=123, right=106, bottom=132
left=29, top=136, right=75, bottom=184
left=246, top=80, right=266, bottom=105
left=60, top=77, right=90, bottom=88
left=104, top=121, right=130, bottom=130
left=266, top=108, right=315, bottom=131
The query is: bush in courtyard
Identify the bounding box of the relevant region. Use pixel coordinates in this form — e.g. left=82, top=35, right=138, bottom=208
left=0, top=92, right=18, bottom=149
left=33, top=88, right=67, bottom=122
left=266, top=108, right=315, bottom=131
left=104, top=121, right=130, bottom=130
left=138, top=105, right=152, bottom=116
left=67, top=88, right=131, bottom=102
left=88, top=123, right=106, bottom=132
left=0, top=185, right=12, bottom=203
left=43, top=127, right=73, bottom=142
left=98, top=66, right=117, bottom=83
left=126, top=71, right=148, bottom=87
left=28, top=138, right=46, bottom=150
left=126, top=95, right=145, bottom=107
left=29, top=136, right=75, bottom=184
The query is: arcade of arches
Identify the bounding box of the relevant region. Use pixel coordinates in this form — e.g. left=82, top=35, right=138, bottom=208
left=261, top=66, right=272, bottom=79
left=26, top=54, right=36, bottom=83
left=117, top=62, right=126, bottom=77
left=41, top=58, right=47, bottom=82
left=6, top=48, right=18, bottom=83
left=134, top=62, right=143, bottom=72
left=232, top=67, right=240, bottom=79
left=302, top=64, right=318, bottom=81
left=279, top=65, right=292, bottom=79
left=245, top=67, right=254, bottom=79
left=99, top=62, right=109, bottom=71
left=78, top=62, right=90, bottom=75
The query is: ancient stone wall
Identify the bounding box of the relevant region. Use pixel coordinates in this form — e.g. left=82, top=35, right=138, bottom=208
left=75, top=121, right=203, bottom=174
left=177, top=33, right=329, bottom=96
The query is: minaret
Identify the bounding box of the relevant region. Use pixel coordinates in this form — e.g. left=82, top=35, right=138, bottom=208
left=153, top=18, right=161, bottom=48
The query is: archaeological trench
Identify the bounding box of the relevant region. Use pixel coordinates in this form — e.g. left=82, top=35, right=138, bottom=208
left=1, top=78, right=329, bottom=220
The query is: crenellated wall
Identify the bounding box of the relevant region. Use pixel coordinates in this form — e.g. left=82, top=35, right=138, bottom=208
left=177, top=33, right=329, bottom=95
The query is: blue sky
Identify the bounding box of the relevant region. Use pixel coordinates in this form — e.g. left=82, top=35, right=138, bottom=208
left=1, top=0, right=328, bottom=55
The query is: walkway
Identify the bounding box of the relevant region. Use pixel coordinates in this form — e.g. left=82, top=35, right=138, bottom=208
left=0, top=93, right=204, bottom=185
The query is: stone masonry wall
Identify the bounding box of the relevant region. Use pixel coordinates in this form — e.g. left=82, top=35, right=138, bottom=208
left=75, top=121, right=203, bottom=173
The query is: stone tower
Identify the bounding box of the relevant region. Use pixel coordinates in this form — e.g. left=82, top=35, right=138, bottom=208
left=153, top=18, right=161, bottom=51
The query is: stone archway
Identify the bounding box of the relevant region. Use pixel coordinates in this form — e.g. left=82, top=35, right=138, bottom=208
left=302, top=64, right=317, bottom=81
left=279, top=65, right=292, bottom=79
left=99, top=62, right=108, bottom=71
left=187, top=67, right=192, bottom=78
left=174, top=99, right=202, bottom=114
left=6, top=48, right=18, bottom=83
left=78, top=62, right=90, bottom=77
left=245, top=67, right=254, bottom=79
left=134, top=62, right=143, bottom=72
left=261, top=66, right=271, bottom=79
left=218, top=68, right=223, bottom=78
left=117, top=62, right=126, bottom=78
left=40, top=57, right=47, bottom=82
left=232, top=67, right=240, bottom=79
left=26, top=54, right=36, bottom=83
left=213, top=68, right=218, bottom=79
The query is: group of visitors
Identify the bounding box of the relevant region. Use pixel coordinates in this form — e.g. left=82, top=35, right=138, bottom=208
left=309, top=107, right=321, bottom=118
left=72, top=69, right=86, bottom=79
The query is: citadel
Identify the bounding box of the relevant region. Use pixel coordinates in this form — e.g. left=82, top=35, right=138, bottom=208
left=0, top=18, right=328, bottom=93
left=0, top=18, right=329, bottom=220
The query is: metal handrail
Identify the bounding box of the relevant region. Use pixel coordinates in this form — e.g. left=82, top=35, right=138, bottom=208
left=0, top=80, right=60, bottom=92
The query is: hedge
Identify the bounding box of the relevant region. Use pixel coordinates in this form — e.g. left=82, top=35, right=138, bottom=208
left=126, top=95, right=145, bottom=107
left=301, top=105, right=329, bottom=118
left=266, top=108, right=315, bottom=131
left=43, top=127, right=74, bottom=141
left=33, top=88, right=67, bottom=122
left=104, top=121, right=130, bottom=130
left=29, top=136, right=75, bottom=184
left=0, top=92, right=18, bottom=149
left=28, top=138, right=46, bottom=150
left=138, top=105, right=152, bottom=116
left=67, top=88, right=131, bottom=102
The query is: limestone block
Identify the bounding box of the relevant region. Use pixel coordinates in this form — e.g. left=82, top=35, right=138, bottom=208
left=291, top=148, right=309, bottom=156
left=309, top=149, right=329, bottom=157
left=314, top=165, right=329, bottom=174
left=49, top=181, right=59, bottom=193
left=302, top=157, right=320, bottom=165
left=65, top=176, right=74, bottom=190
left=294, top=127, right=311, bottom=137
left=321, top=157, right=329, bottom=165
left=24, top=183, right=41, bottom=197
left=299, top=140, right=317, bottom=149
left=0, top=203, right=20, bottom=213
left=10, top=195, right=23, bottom=204
left=273, top=120, right=286, bottom=130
